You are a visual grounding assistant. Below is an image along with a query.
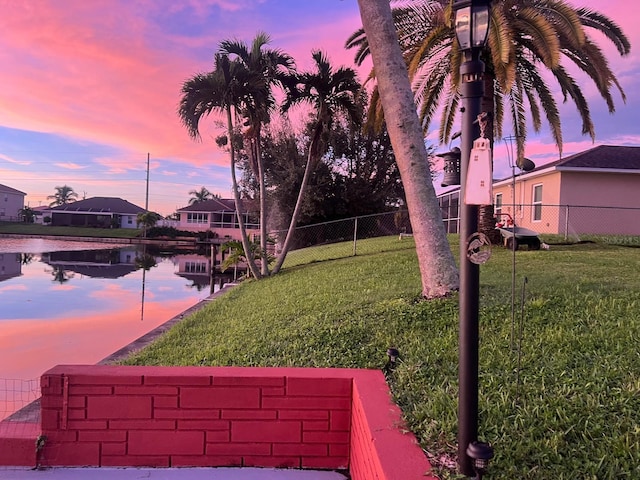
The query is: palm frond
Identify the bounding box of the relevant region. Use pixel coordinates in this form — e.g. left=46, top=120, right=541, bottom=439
left=576, top=8, right=631, bottom=56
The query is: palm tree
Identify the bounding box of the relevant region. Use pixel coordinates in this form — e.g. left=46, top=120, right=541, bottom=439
left=179, top=53, right=263, bottom=279
left=219, top=32, right=295, bottom=276
left=271, top=50, right=362, bottom=274
left=188, top=187, right=214, bottom=205
left=221, top=238, right=274, bottom=279
left=348, top=0, right=630, bottom=239
left=136, top=211, right=161, bottom=229
left=47, top=185, right=78, bottom=207
left=18, top=206, right=36, bottom=223
left=354, top=0, right=459, bottom=298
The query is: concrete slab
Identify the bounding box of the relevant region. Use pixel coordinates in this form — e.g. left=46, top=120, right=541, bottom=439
left=0, top=467, right=348, bottom=480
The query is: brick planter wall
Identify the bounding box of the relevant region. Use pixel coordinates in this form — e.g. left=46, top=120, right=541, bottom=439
left=9, top=365, right=436, bottom=479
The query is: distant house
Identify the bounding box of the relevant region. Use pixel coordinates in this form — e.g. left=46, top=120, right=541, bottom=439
left=45, top=197, right=146, bottom=229
left=32, top=205, right=49, bottom=225
left=0, top=253, right=22, bottom=282
left=438, top=145, right=640, bottom=237
left=0, top=183, right=26, bottom=222
left=176, top=198, right=259, bottom=240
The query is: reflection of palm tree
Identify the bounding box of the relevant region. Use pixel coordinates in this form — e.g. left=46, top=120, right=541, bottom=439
left=135, top=254, right=157, bottom=271
left=51, top=266, right=74, bottom=284
left=19, top=253, right=35, bottom=265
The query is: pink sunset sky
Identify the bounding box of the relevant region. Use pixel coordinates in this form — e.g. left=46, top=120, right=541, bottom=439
left=1, top=0, right=638, bottom=216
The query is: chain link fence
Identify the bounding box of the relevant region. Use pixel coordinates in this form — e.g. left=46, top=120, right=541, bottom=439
left=271, top=210, right=413, bottom=266
left=273, top=203, right=640, bottom=266
left=493, top=204, right=640, bottom=242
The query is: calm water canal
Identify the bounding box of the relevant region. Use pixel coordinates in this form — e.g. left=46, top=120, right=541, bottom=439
left=0, top=238, right=226, bottom=420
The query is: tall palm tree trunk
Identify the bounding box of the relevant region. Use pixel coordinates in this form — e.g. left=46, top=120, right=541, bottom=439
left=227, top=107, right=261, bottom=279
left=356, top=0, right=458, bottom=298
left=254, top=130, right=270, bottom=276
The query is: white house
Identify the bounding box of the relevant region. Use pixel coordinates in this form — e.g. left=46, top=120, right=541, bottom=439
left=0, top=183, right=26, bottom=222
left=44, top=197, right=146, bottom=229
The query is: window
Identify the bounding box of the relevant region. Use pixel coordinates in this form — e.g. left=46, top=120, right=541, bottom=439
left=532, top=184, right=543, bottom=222
left=185, top=261, right=207, bottom=273
left=437, top=191, right=460, bottom=234
left=127, top=216, right=133, bottom=224
left=494, top=193, right=503, bottom=218
left=187, top=213, right=208, bottom=224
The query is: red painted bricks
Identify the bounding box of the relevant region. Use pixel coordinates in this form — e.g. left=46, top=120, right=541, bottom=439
left=128, top=430, right=205, bottom=455
left=181, top=386, right=260, bottom=409
left=1, top=365, right=437, bottom=478
left=230, top=420, right=302, bottom=443
left=87, top=396, right=152, bottom=419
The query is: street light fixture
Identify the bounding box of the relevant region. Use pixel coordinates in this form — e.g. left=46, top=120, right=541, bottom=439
left=454, top=0, right=490, bottom=53
left=452, top=0, right=492, bottom=477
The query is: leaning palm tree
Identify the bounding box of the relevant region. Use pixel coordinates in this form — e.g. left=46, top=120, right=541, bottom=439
left=348, top=0, right=630, bottom=238
left=178, top=53, right=263, bottom=279
left=271, top=50, right=362, bottom=274
left=188, top=186, right=213, bottom=205
left=47, top=185, right=78, bottom=207
left=219, top=32, right=295, bottom=276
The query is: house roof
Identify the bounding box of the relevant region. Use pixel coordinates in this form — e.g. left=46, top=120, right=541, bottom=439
left=0, top=183, right=27, bottom=196
left=491, top=144, right=640, bottom=186
left=178, top=198, right=242, bottom=213
left=540, top=145, right=640, bottom=171
left=49, top=197, right=145, bottom=214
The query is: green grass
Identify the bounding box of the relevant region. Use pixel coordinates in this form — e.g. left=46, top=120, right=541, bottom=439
left=0, top=223, right=141, bottom=238
left=124, top=236, right=640, bottom=479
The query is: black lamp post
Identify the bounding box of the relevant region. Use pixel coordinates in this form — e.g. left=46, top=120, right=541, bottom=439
left=453, top=0, right=492, bottom=477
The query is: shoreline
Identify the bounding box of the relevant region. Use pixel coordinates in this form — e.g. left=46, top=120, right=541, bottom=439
left=98, top=282, right=238, bottom=365
left=0, top=233, right=196, bottom=247
left=3, top=281, right=240, bottom=424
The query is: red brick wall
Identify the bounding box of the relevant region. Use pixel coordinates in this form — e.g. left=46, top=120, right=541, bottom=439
left=36, top=365, right=435, bottom=479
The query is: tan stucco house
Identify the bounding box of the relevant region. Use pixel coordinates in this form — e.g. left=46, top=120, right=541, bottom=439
left=439, top=145, right=640, bottom=237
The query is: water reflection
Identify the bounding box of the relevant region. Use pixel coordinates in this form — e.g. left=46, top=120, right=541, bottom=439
left=42, top=248, right=139, bottom=279
left=0, top=239, right=237, bottom=420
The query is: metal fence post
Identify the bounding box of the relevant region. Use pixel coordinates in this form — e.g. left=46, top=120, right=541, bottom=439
left=564, top=205, right=570, bottom=241
left=352, top=217, right=358, bottom=256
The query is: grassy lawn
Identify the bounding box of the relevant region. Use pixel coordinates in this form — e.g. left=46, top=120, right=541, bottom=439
left=0, top=222, right=141, bottom=238
left=124, top=236, right=640, bottom=479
